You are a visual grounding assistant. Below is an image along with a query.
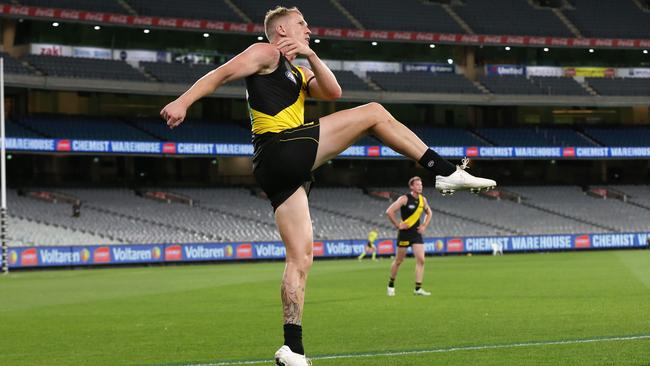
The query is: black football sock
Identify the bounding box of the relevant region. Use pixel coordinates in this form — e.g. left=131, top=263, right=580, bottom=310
left=418, top=149, right=456, bottom=176
left=283, top=323, right=304, bottom=355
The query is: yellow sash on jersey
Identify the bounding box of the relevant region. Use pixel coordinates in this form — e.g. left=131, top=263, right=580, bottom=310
left=401, top=194, right=424, bottom=228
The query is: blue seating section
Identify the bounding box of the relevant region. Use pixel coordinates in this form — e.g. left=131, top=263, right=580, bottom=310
left=411, top=126, right=489, bottom=146
left=7, top=120, right=44, bottom=138
left=478, top=128, right=597, bottom=147
left=132, top=118, right=251, bottom=143
left=584, top=127, right=650, bottom=147
left=20, top=116, right=156, bottom=141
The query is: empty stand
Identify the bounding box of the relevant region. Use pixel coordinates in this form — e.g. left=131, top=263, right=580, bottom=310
left=479, top=75, right=545, bottom=95
left=337, top=0, right=464, bottom=33
left=333, top=70, right=372, bottom=91
left=233, top=0, right=356, bottom=29
left=126, top=0, right=242, bottom=21
left=26, top=55, right=148, bottom=81
left=584, top=127, right=650, bottom=146
left=585, top=78, right=650, bottom=96
left=455, top=0, right=573, bottom=36
left=20, top=116, right=156, bottom=141
left=16, top=0, right=126, bottom=13
left=0, top=52, right=35, bottom=75
left=478, top=127, right=597, bottom=147
left=368, top=72, right=481, bottom=94
left=564, top=0, right=650, bottom=38
left=530, top=76, right=590, bottom=96
left=131, top=118, right=250, bottom=143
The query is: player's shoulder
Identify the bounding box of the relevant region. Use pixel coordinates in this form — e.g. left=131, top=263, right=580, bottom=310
left=245, top=43, right=281, bottom=61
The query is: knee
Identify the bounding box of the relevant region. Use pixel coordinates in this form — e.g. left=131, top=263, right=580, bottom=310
left=394, top=258, right=404, bottom=266
left=363, top=102, right=389, bottom=120
left=288, top=253, right=313, bottom=273
left=416, top=257, right=425, bottom=266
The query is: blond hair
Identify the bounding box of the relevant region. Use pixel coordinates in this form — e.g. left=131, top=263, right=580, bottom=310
left=408, top=176, right=422, bottom=187
left=264, top=6, right=302, bottom=41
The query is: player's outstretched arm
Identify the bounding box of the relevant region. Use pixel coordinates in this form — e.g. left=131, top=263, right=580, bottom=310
left=161, top=43, right=280, bottom=128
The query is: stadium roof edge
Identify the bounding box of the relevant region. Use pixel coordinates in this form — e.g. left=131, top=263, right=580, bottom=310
left=2, top=5, right=650, bottom=50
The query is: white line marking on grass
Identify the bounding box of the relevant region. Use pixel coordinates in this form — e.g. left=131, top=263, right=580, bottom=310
left=179, top=334, right=650, bottom=366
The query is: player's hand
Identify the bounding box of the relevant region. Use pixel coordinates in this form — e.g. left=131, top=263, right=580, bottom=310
left=160, top=99, right=187, bottom=129
left=277, top=37, right=315, bottom=58
left=417, top=225, right=426, bottom=234
left=398, top=222, right=410, bottom=230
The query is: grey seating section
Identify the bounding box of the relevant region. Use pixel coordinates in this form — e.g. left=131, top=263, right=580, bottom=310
left=585, top=78, right=650, bottom=96
left=140, top=61, right=245, bottom=87
left=564, top=0, right=650, bottom=38
left=368, top=72, right=481, bottom=94
left=478, top=128, right=597, bottom=147
left=425, top=189, right=602, bottom=235
left=17, top=0, right=126, bottom=13
left=126, top=0, right=242, bottom=22
left=612, top=185, right=650, bottom=208
left=10, top=186, right=650, bottom=246
left=21, top=116, right=156, bottom=141
left=172, top=188, right=281, bottom=241
left=333, top=70, right=372, bottom=91
left=132, top=118, right=251, bottom=143
left=8, top=215, right=117, bottom=246
left=584, top=127, right=650, bottom=147
left=530, top=76, right=590, bottom=96
left=308, top=187, right=498, bottom=239
left=454, top=0, right=572, bottom=37
left=337, top=0, right=464, bottom=33
left=58, top=188, right=280, bottom=243
left=479, top=75, right=545, bottom=95
left=0, top=52, right=35, bottom=75
left=232, top=0, right=355, bottom=29
left=510, top=186, right=650, bottom=233
left=25, top=55, right=148, bottom=81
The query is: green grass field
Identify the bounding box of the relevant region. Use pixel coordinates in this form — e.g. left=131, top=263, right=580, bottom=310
left=1, top=250, right=650, bottom=366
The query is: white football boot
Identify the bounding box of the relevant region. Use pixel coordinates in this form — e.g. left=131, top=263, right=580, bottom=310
left=413, top=288, right=431, bottom=296
left=387, top=286, right=396, bottom=296
left=435, top=157, right=497, bottom=196
left=275, top=345, right=311, bottom=366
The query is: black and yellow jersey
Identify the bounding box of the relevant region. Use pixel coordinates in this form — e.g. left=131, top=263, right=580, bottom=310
left=400, top=193, right=425, bottom=230
left=245, top=54, right=308, bottom=135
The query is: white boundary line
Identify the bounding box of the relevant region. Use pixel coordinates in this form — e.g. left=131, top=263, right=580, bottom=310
left=178, top=334, right=650, bottom=366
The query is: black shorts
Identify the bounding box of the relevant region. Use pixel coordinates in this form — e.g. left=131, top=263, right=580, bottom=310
left=366, top=241, right=375, bottom=248
left=252, top=121, right=320, bottom=210
left=397, top=229, right=423, bottom=247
